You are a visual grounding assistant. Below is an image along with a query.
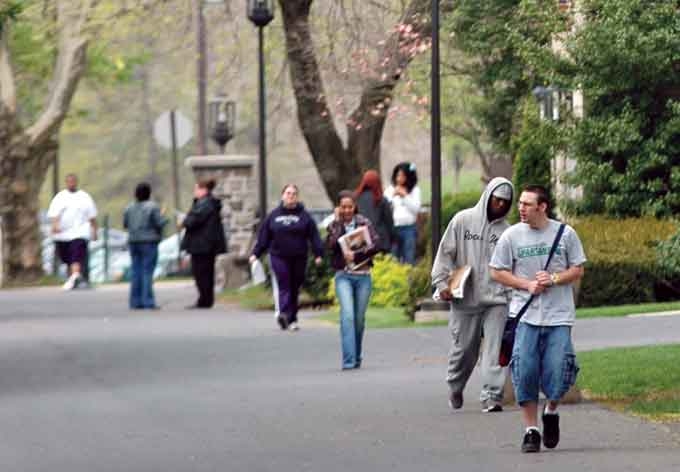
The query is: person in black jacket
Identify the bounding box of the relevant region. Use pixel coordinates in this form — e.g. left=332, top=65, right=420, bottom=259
left=180, top=179, right=227, bottom=308
left=250, top=184, right=323, bottom=331
left=354, top=170, right=394, bottom=254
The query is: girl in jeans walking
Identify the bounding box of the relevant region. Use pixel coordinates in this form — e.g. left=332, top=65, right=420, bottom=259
left=326, top=191, right=379, bottom=370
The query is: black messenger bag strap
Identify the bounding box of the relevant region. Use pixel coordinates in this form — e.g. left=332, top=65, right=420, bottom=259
left=512, top=223, right=566, bottom=320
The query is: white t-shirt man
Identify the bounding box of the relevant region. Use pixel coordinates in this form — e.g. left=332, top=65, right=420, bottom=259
left=47, top=189, right=98, bottom=242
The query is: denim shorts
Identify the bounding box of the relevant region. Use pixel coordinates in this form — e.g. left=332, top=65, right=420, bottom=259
left=510, top=323, right=579, bottom=404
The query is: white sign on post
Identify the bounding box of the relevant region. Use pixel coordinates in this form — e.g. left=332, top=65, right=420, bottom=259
left=153, top=110, right=193, bottom=150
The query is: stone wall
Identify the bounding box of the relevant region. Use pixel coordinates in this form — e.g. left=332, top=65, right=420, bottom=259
left=185, top=155, right=258, bottom=256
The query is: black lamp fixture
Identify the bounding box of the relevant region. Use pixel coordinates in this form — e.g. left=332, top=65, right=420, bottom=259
left=532, top=86, right=559, bottom=122
left=209, top=96, right=236, bottom=153
left=247, top=0, right=274, bottom=27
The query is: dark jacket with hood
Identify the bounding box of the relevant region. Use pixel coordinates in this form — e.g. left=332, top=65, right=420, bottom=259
left=356, top=191, right=395, bottom=253
left=252, top=202, right=323, bottom=259
left=431, top=177, right=514, bottom=309
left=180, top=196, right=227, bottom=255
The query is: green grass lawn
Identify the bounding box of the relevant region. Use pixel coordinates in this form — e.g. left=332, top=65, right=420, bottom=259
left=219, top=284, right=275, bottom=310
left=419, top=169, right=482, bottom=203
left=576, top=301, right=680, bottom=318
left=577, top=344, right=680, bottom=421
left=317, top=306, right=416, bottom=329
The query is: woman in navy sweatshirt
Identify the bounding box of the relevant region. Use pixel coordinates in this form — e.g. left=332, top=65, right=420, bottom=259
left=250, top=184, right=323, bottom=331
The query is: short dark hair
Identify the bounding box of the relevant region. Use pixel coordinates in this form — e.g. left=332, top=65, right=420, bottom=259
left=522, top=184, right=551, bottom=212
left=391, top=162, right=418, bottom=192
left=135, top=182, right=151, bottom=201
left=197, top=179, right=216, bottom=192
left=337, top=189, right=356, bottom=205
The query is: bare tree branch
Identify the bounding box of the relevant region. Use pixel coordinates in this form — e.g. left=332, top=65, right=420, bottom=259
left=0, top=23, right=16, bottom=113
left=26, top=0, right=90, bottom=148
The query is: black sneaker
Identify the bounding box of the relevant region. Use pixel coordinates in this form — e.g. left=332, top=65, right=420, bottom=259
left=276, top=313, right=289, bottom=330
left=542, top=412, right=560, bottom=449
left=482, top=401, right=503, bottom=413
left=448, top=391, right=463, bottom=410
left=521, top=429, right=541, bottom=453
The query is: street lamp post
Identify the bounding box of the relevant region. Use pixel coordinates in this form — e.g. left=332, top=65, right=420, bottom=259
left=208, top=97, right=236, bottom=154
left=247, top=0, right=274, bottom=219
left=431, top=0, right=442, bottom=257
left=195, top=0, right=227, bottom=155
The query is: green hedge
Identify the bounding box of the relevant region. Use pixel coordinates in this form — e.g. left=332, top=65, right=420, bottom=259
left=441, top=191, right=481, bottom=235
left=572, top=216, right=678, bottom=307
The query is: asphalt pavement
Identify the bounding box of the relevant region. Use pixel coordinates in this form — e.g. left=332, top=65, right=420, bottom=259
left=0, top=282, right=678, bottom=472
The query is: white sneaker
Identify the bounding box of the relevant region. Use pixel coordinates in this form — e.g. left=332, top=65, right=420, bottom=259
left=288, top=322, right=300, bottom=331
left=62, top=273, right=80, bottom=290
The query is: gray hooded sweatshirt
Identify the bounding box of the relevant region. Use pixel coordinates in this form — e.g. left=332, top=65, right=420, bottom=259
left=431, top=177, right=514, bottom=310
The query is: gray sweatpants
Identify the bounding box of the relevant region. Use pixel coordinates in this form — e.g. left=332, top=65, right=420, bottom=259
left=446, top=304, right=508, bottom=404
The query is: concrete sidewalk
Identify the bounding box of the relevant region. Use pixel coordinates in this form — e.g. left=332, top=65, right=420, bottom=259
left=0, top=284, right=677, bottom=471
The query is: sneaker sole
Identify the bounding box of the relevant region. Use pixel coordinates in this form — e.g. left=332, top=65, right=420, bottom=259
left=522, top=443, right=541, bottom=453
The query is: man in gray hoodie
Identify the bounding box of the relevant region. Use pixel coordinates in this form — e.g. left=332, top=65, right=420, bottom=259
left=431, top=177, right=514, bottom=412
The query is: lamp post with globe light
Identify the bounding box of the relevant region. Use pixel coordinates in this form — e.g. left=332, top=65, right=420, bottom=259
left=247, top=0, right=274, bottom=217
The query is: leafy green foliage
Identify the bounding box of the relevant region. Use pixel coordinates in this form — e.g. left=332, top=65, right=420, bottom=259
left=404, top=254, right=432, bottom=321
left=572, top=216, right=677, bottom=306
left=565, top=0, right=680, bottom=216
left=511, top=99, right=555, bottom=218
left=441, top=191, right=481, bottom=235
left=369, top=254, right=413, bottom=308
left=444, top=0, right=566, bottom=156
left=656, top=223, right=680, bottom=278
left=303, top=252, right=334, bottom=304
left=0, top=1, right=22, bottom=29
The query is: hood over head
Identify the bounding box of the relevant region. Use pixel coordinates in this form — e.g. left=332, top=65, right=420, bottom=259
left=473, top=177, right=514, bottom=223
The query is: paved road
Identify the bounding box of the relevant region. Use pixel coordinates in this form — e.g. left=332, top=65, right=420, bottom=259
left=0, top=283, right=679, bottom=472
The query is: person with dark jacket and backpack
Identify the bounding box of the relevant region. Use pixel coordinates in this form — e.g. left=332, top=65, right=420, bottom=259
left=180, top=179, right=227, bottom=308
left=250, top=184, right=323, bottom=331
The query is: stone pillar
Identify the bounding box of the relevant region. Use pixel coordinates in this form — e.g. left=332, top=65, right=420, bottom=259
left=185, top=155, right=258, bottom=289
left=0, top=215, right=4, bottom=287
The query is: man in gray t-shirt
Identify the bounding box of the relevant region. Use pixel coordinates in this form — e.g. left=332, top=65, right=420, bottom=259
left=490, top=185, right=586, bottom=454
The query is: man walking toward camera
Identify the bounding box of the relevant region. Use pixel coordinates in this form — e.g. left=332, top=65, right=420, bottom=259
left=431, top=177, right=514, bottom=413
left=47, top=174, right=98, bottom=290
left=490, top=184, right=586, bottom=453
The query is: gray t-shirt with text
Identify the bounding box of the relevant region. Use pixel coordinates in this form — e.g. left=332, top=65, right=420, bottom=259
left=489, top=220, right=586, bottom=326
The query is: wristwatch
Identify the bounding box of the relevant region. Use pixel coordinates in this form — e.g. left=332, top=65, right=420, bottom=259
left=550, top=272, right=560, bottom=286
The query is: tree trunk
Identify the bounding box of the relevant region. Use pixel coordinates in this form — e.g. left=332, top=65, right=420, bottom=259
left=279, top=0, right=431, bottom=202
left=0, top=105, right=58, bottom=284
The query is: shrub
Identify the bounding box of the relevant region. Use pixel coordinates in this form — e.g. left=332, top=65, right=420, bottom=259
left=657, top=225, right=680, bottom=277
left=511, top=99, right=556, bottom=220
left=571, top=216, right=677, bottom=306
left=370, top=254, right=412, bottom=307
left=441, top=191, right=482, bottom=235
left=302, top=252, right=334, bottom=305
left=404, top=254, right=432, bottom=321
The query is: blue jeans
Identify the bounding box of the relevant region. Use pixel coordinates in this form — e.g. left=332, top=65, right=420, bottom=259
left=129, top=242, right=159, bottom=309
left=335, top=272, right=372, bottom=369
left=510, top=323, right=579, bottom=404
left=392, top=224, right=417, bottom=265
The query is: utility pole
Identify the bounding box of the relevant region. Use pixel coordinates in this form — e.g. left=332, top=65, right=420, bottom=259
left=194, top=0, right=208, bottom=155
